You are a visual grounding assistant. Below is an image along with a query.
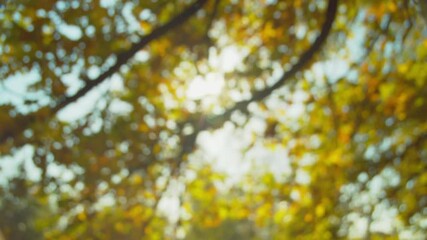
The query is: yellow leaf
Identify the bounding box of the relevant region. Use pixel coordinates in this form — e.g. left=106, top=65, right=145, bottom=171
left=273, top=209, right=287, bottom=223
left=304, top=213, right=313, bottom=222
left=153, top=144, right=161, bottom=154
left=77, top=211, right=86, bottom=221
left=140, top=21, right=152, bottom=32
left=380, top=83, right=395, bottom=100
left=397, top=63, right=409, bottom=74
left=131, top=175, right=143, bottom=185
left=219, top=207, right=228, bottom=219
left=387, top=2, right=397, bottom=12
left=315, top=205, right=325, bottom=218
left=115, top=222, right=127, bottom=233
left=139, top=124, right=149, bottom=132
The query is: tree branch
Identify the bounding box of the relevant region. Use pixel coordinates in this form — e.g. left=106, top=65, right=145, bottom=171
left=205, top=0, right=339, bottom=129
left=52, top=0, right=208, bottom=114
left=0, top=0, right=208, bottom=145
left=163, top=1, right=339, bottom=202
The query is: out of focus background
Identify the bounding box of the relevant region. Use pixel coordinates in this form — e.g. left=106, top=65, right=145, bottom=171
left=0, top=0, right=426, bottom=239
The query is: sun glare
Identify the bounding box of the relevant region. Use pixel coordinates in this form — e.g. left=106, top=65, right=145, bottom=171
left=186, top=73, right=224, bottom=99
left=186, top=45, right=242, bottom=100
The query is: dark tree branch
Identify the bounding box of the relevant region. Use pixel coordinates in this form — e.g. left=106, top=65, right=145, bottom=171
left=52, top=0, right=208, bottom=114
left=164, top=0, right=339, bottom=194
left=0, top=0, right=208, bottom=145
left=205, top=0, right=339, bottom=129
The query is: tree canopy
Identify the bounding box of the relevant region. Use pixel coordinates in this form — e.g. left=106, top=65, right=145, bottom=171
left=0, top=0, right=426, bottom=239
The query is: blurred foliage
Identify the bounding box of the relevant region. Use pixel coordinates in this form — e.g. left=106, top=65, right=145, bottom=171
left=0, top=0, right=426, bottom=239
